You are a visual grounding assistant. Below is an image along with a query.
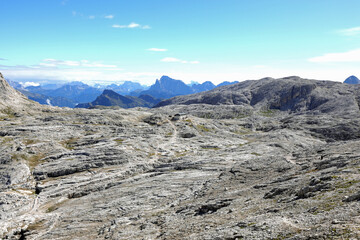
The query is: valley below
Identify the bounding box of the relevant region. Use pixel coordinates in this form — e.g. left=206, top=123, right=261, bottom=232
left=1, top=74, right=360, bottom=239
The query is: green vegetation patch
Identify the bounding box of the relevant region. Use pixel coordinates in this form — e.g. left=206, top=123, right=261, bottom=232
left=114, top=138, right=124, bottom=145
left=184, top=118, right=194, bottom=127
left=0, top=107, right=16, bottom=119
left=196, top=124, right=211, bottom=132
left=335, top=179, right=360, bottom=189
left=61, top=137, right=79, bottom=150
left=11, top=153, right=28, bottom=161
left=11, top=152, right=46, bottom=170
left=1, top=136, right=13, bottom=144
left=46, top=200, right=67, bottom=213
left=201, top=146, right=220, bottom=150
left=27, top=219, right=46, bottom=232
left=259, top=108, right=278, bottom=117
left=23, top=138, right=39, bottom=145
left=28, top=153, right=46, bottom=170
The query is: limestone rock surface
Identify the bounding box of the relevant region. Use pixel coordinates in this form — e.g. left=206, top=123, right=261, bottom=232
left=0, top=74, right=360, bottom=239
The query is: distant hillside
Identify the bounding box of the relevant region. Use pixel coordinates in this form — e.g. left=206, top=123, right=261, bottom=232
left=155, top=76, right=360, bottom=114
left=344, top=75, right=360, bottom=84
left=75, top=89, right=161, bottom=109
left=19, top=89, right=76, bottom=108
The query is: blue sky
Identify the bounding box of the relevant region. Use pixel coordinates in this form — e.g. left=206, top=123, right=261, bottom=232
left=1, top=0, right=360, bottom=85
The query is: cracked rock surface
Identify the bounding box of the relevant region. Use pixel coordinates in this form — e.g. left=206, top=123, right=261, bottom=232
left=1, top=75, right=360, bottom=239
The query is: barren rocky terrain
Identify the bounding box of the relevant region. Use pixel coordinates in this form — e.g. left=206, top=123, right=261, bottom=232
left=1, top=73, right=360, bottom=239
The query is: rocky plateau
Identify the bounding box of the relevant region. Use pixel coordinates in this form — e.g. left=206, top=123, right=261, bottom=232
left=0, top=73, right=360, bottom=239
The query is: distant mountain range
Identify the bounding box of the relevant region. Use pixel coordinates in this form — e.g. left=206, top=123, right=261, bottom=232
left=7, top=76, right=240, bottom=108
left=7, top=75, right=359, bottom=109
left=8, top=80, right=148, bottom=108
left=136, top=76, right=238, bottom=99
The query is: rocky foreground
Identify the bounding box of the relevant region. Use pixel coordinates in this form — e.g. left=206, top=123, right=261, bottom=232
left=1, top=74, right=360, bottom=239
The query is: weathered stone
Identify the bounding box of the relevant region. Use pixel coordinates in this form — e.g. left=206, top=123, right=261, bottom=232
left=0, top=74, right=360, bottom=239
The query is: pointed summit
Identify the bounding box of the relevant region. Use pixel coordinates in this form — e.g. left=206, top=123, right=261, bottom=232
left=344, top=75, right=360, bottom=84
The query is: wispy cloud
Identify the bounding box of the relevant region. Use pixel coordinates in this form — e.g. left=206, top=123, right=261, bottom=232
left=88, top=15, right=95, bottom=19
left=337, top=26, right=360, bottom=36
left=104, top=15, right=114, bottom=19
left=308, top=49, right=360, bottom=63
left=39, top=59, right=118, bottom=68
left=41, top=59, right=80, bottom=67
left=161, top=57, right=199, bottom=64
left=161, top=57, right=181, bottom=62
left=112, top=22, right=151, bottom=29
left=0, top=58, right=7, bottom=61
left=148, top=48, right=167, bottom=52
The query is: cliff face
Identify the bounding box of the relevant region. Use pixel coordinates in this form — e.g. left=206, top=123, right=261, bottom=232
left=1, top=73, right=360, bottom=239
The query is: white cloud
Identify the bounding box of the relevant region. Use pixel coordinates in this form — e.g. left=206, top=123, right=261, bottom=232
left=128, top=22, right=140, bottom=28
left=308, top=49, right=360, bottom=63
left=104, top=15, right=114, bottom=19
left=43, top=59, right=80, bottom=66
left=338, top=26, right=360, bottom=36
left=20, top=81, right=40, bottom=87
left=88, top=15, right=95, bottom=19
left=112, top=22, right=150, bottom=29
left=148, top=48, right=167, bottom=52
left=161, top=57, right=181, bottom=62
left=161, top=57, right=200, bottom=64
